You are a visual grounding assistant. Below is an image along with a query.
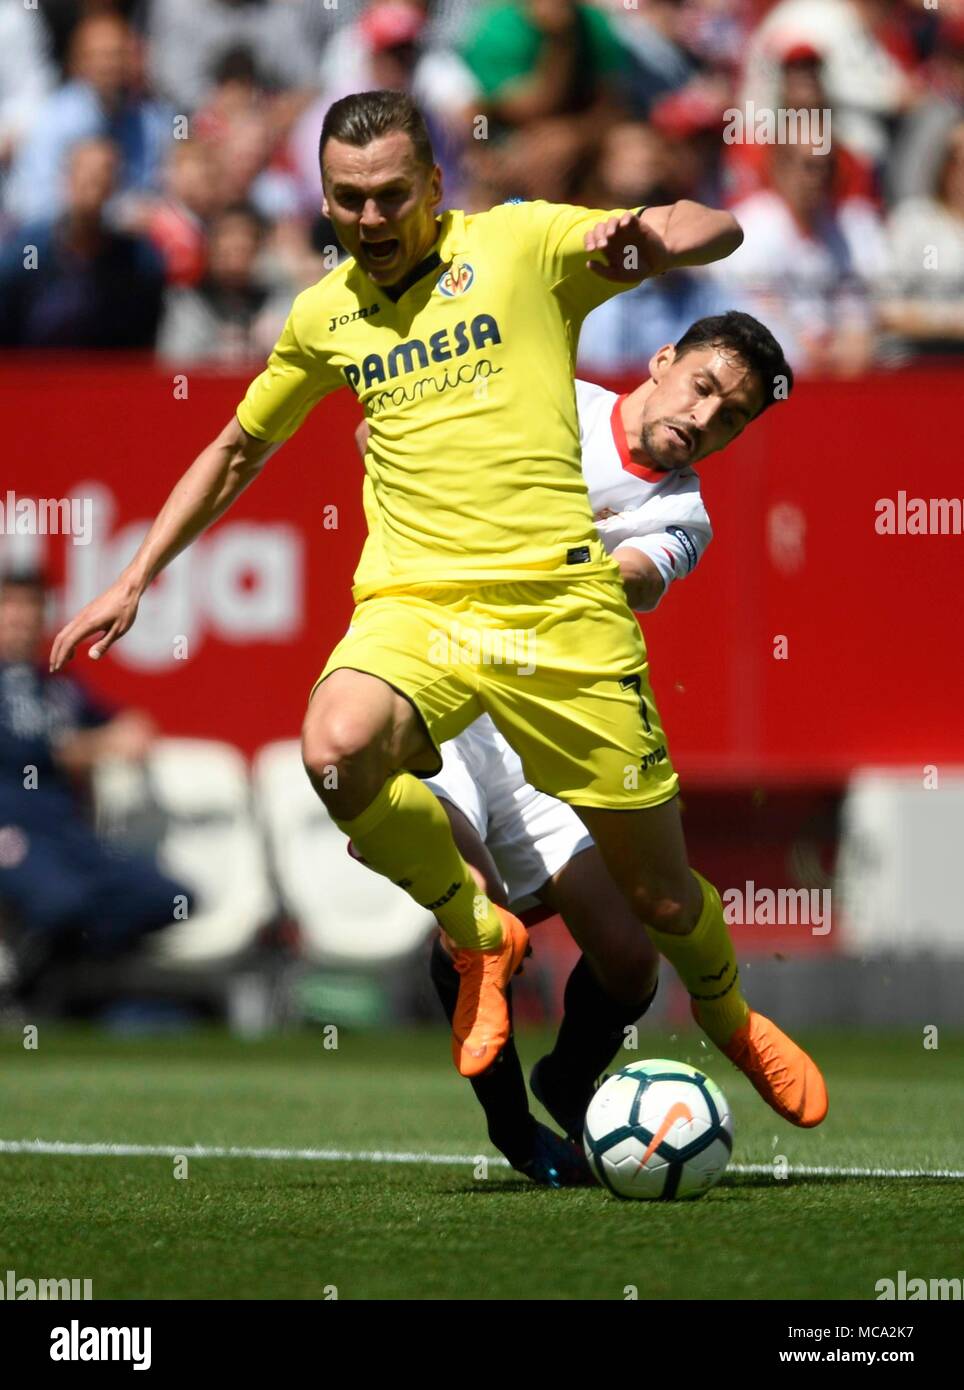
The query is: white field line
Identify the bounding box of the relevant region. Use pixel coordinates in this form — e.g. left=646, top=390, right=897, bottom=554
left=0, top=1139, right=962, bottom=1180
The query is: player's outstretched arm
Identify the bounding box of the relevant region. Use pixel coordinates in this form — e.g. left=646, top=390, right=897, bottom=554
left=585, top=204, right=743, bottom=283
left=49, top=417, right=279, bottom=671
left=640, top=201, right=744, bottom=269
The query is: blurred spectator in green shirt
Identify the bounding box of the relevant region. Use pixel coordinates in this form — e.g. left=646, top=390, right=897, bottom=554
left=459, top=0, right=630, bottom=203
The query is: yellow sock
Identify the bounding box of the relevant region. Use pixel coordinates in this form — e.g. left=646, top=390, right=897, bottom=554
left=644, top=870, right=749, bottom=1046
left=334, top=772, right=504, bottom=950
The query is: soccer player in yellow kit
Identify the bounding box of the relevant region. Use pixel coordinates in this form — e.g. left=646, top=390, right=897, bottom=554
left=52, top=91, right=826, bottom=1132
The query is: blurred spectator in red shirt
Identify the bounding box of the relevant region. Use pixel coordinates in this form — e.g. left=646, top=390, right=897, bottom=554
left=741, top=0, right=914, bottom=166
left=650, top=82, right=729, bottom=206
left=157, top=203, right=292, bottom=364
left=189, top=45, right=306, bottom=225
left=710, top=139, right=888, bottom=375
left=191, top=43, right=265, bottom=146
left=133, top=141, right=222, bottom=288
left=724, top=39, right=877, bottom=206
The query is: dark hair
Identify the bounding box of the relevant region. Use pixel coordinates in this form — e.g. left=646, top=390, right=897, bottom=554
left=673, top=311, right=793, bottom=415
left=210, top=43, right=260, bottom=88
left=0, top=569, right=46, bottom=597
left=319, top=90, right=435, bottom=176
left=214, top=202, right=268, bottom=239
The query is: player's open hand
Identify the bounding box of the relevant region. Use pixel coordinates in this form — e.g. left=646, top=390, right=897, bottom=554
left=585, top=212, right=670, bottom=283
left=49, top=577, right=142, bottom=672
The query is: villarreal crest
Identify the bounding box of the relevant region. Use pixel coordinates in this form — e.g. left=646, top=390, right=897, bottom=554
left=437, top=262, right=475, bottom=297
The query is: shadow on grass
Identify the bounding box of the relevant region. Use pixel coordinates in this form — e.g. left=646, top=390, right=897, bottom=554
left=433, top=1171, right=964, bottom=1199
left=723, top=1173, right=964, bottom=1191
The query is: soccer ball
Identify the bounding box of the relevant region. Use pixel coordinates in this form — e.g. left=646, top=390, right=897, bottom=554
left=584, top=1058, right=733, bottom=1200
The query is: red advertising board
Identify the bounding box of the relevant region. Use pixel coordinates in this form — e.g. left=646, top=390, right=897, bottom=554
left=4, top=357, right=962, bottom=779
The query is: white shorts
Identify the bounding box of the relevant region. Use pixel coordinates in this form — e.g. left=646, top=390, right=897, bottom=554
left=424, top=714, right=594, bottom=907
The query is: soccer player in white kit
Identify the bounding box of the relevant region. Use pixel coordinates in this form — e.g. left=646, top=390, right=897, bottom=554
left=355, top=311, right=794, bottom=1184
left=351, top=312, right=794, bottom=1184
left=425, top=371, right=712, bottom=918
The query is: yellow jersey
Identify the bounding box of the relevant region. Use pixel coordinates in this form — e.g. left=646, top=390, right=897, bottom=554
left=236, top=200, right=641, bottom=601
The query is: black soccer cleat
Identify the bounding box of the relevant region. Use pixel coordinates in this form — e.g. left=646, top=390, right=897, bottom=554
left=514, top=1120, right=594, bottom=1188
left=530, top=1055, right=597, bottom=1145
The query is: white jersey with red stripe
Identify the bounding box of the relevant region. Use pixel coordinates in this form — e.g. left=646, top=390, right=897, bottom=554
left=424, top=378, right=712, bottom=906
left=575, top=378, right=712, bottom=606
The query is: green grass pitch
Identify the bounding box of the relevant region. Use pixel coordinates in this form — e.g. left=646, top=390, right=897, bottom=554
left=1, top=1026, right=961, bottom=1300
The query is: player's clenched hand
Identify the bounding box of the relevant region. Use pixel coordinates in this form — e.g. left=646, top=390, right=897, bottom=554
left=49, top=577, right=142, bottom=672
left=585, top=212, right=670, bottom=283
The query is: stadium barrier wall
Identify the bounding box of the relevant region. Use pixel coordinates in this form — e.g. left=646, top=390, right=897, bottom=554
left=5, top=358, right=961, bottom=779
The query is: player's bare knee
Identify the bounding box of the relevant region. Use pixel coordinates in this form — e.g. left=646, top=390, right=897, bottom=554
left=629, top=883, right=693, bottom=936
left=301, top=716, right=389, bottom=817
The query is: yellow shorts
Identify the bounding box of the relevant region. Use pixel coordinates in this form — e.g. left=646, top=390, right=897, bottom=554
left=314, top=576, right=678, bottom=810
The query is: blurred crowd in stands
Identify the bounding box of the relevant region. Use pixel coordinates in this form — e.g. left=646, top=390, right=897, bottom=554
left=0, top=0, right=962, bottom=373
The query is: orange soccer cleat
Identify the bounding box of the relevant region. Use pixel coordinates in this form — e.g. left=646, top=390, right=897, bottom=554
left=693, top=1002, right=829, bottom=1128
left=447, top=906, right=530, bottom=1078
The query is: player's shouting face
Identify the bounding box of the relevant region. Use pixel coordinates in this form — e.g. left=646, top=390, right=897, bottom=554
left=639, top=343, right=766, bottom=471
left=321, top=130, right=442, bottom=287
